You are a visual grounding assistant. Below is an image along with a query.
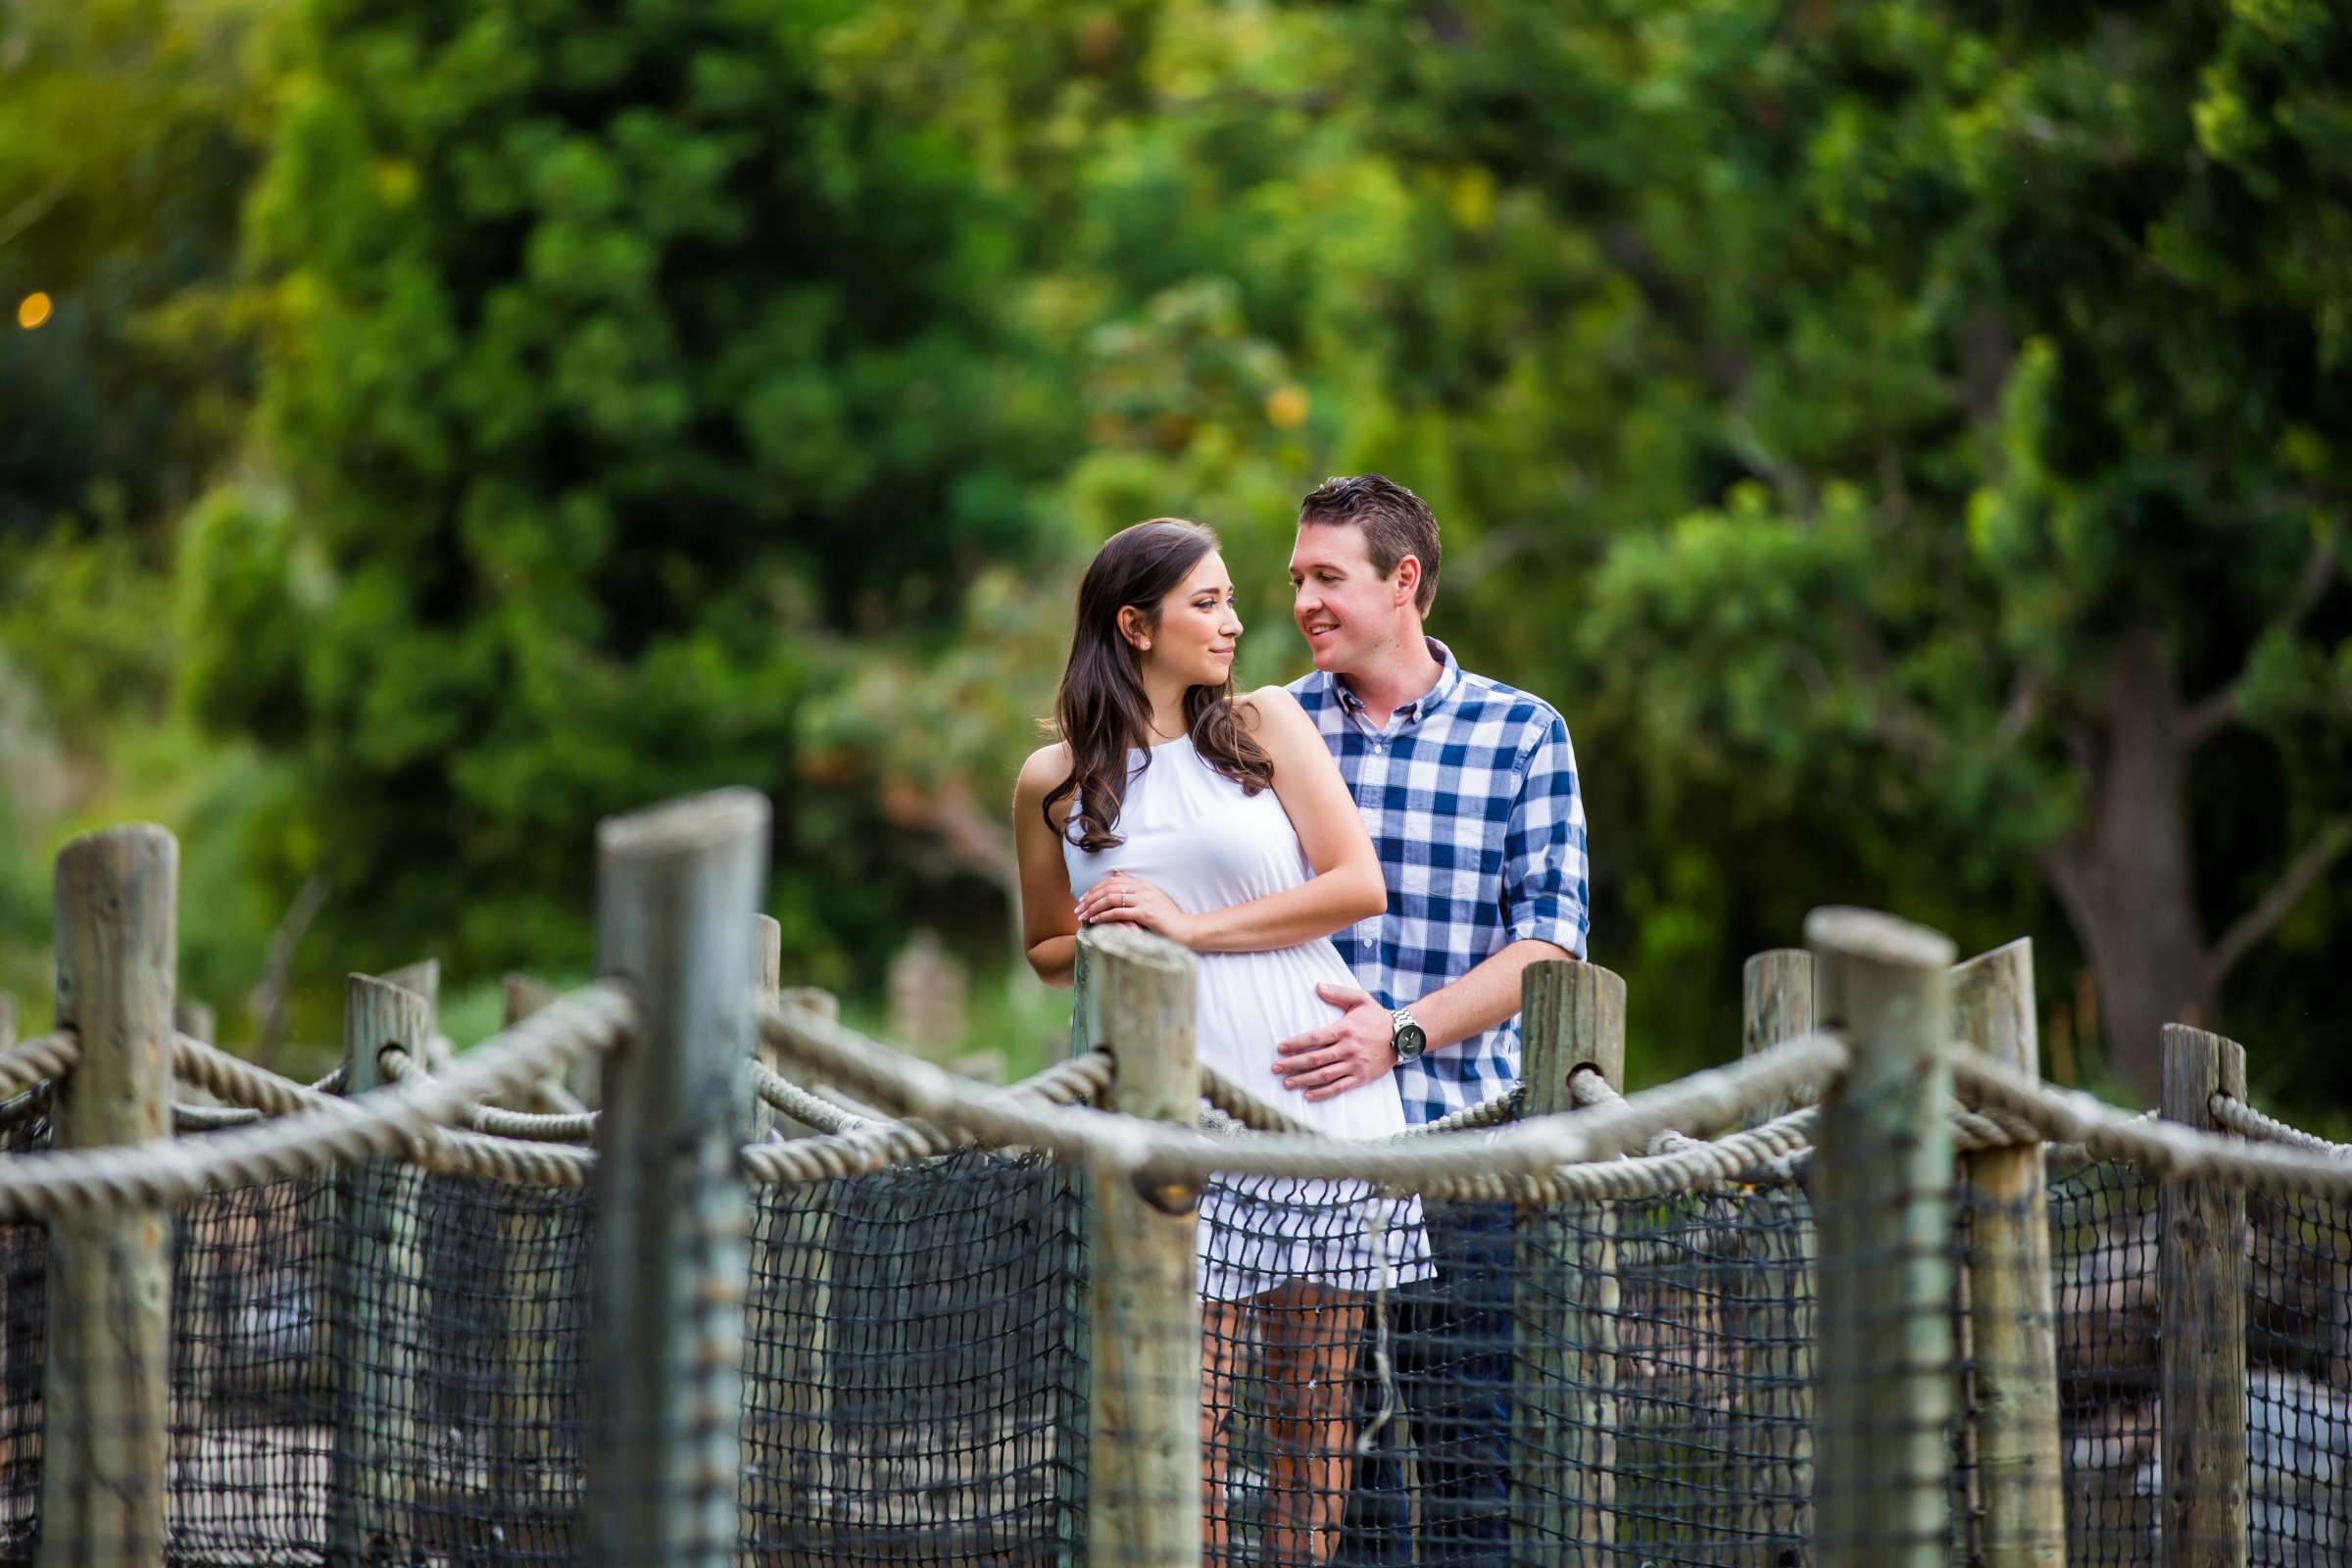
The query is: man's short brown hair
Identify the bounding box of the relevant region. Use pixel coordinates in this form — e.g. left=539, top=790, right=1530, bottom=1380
left=1297, top=473, right=1442, bottom=614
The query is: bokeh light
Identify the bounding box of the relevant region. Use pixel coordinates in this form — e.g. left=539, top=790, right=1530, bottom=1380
left=17, top=291, right=53, bottom=329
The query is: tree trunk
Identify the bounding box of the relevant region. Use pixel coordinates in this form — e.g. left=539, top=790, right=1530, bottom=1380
left=2037, top=630, right=2211, bottom=1104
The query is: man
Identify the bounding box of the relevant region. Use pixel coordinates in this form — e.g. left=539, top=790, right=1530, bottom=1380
left=1275, top=472, right=1590, bottom=1565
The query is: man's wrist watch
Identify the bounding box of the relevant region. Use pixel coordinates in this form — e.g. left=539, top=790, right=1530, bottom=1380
left=1390, top=1007, right=1428, bottom=1062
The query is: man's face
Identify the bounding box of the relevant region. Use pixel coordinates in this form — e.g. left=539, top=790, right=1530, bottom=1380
left=1289, top=521, right=1397, bottom=675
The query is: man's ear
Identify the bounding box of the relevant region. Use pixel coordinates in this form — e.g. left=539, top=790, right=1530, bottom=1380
left=1393, top=554, right=1422, bottom=608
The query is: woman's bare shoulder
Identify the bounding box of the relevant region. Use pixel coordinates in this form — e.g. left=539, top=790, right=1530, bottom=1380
left=1235, top=683, right=1311, bottom=736
left=1014, top=741, right=1075, bottom=803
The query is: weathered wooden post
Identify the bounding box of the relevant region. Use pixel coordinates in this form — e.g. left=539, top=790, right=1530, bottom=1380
left=1513, top=959, right=1624, bottom=1567
left=173, top=998, right=215, bottom=1048
left=1742, top=951, right=1816, bottom=1127
left=585, top=790, right=767, bottom=1568
left=2160, top=1023, right=2248, bottom=1568
left=1739, top=949, right=1815, bottom=1558
left=328, top=972, right=431, bottom=1561
left=1083, top=925, right=1200, bottom=1568
left=1068, top=938, right=1096, bottom=1055
left=740, top=909, right=804, bottom=1549
left=1807, top=907, right=1957, bottom=1568
left=1952, top=940, right=2063, bottom=1568
left=748, top=914, right=784, bottom=1142
left=385, top=959, right=447, bottom=1071
left=42, top=825, right=176, bottom=1567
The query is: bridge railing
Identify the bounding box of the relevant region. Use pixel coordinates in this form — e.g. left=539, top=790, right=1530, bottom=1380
left=2, top=794, right=2349, bottom=1566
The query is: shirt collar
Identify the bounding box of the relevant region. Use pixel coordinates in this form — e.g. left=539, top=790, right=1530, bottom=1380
left=1335, top=637, right=1462, bottom=724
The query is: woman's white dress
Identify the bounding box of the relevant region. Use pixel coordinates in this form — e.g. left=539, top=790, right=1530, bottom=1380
left=1064, top=735, right=1433, bottom=1301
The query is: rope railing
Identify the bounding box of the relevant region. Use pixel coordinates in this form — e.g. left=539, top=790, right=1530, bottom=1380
left=1197, top=1062, right=1312, bottom=1134
left=2209, top=1091, right=2352, bottom=1157
left=1951, top=1047, right=2352, bottom=1201
left=0, top=1030, right=77, bottom=1099
left=740, top=1046, right=1117, bottom=1185
left=1198, top=1062, right=1527, bottom=1140
left=0, top=981, right=636, bottom=1220
left=759, top=996, right=1849, bottom=1191
left=751, top=1056, right=873, bottom=1135
left=172, top=1033, right=343, bottom=1117
left=376, top=1043, right=602, bottom=1142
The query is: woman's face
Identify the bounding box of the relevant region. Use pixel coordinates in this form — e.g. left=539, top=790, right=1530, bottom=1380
left=1137, top=550, right=1243, bottom=689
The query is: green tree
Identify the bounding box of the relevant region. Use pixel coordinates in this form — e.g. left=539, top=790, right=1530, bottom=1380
left=1335, top=0, right=2352, bottom=1099
left=189, top=0, right=1074, bottom=971
left=0, top=0, right=270, bottom=541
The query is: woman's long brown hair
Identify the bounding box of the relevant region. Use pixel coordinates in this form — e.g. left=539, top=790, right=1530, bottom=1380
left=1044, top=518, right=1274, bottom=852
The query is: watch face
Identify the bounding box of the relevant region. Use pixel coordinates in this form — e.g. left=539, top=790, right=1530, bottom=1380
left=1395, top=1021, right=1428, bottom=1060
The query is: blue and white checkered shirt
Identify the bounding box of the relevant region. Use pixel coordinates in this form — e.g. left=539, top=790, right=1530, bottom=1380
left=1290, top=638, right=1590, bottom=1125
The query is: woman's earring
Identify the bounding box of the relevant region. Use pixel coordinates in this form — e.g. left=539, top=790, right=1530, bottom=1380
left=1141, top=640, right=1152, bottom=651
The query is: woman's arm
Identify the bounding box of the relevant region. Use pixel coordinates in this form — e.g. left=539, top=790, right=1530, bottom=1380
left=1076, top=687, right=1386, bottom=953
left=1011, top=744, right=1081, bottom=987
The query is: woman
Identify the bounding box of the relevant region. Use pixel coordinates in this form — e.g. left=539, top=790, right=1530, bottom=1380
left=1012, top=517, right=1431, bottom=1566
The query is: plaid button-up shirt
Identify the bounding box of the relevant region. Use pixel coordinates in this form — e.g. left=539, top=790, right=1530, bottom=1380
left=1291, top=639, right=1590, bottom=1124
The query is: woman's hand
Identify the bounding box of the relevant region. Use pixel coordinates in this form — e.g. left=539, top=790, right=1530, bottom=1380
left=1073, top=870, right=1200, bottom=949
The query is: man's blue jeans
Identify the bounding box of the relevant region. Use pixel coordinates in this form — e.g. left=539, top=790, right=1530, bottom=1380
left=1339, top=1199, right=1516, bottom=1567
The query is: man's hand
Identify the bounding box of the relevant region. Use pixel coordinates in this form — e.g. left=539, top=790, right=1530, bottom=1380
left=1273, top=982, right=1396, bottom=1102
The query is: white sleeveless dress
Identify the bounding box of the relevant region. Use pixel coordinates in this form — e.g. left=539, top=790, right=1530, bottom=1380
left=1064, top=735, right=1433, bottom=1300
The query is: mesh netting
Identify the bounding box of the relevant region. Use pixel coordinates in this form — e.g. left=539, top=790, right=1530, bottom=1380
left=742, top=1147, right=1088, bottom=1564
left=2248, top=1189, right=2352, bottom=1566
left=2050, top=1159, right=2161, bottom=1566
left=6, top=1076, right=2352, bottom=1564
left=0, top=1102, right=47, bottom=1560
left=1185, top=1171, right=1828, bottom=1568
left=164, top=1162, right=594, bottom=1564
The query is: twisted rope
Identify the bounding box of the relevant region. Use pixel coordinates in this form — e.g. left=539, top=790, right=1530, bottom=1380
left=1951, top=1049, right=2352, bottom=1201
left=173, top=1102, right=262, bottom=1132
left=1407, top=1087, right=1524, bottom=1136
left=2208, top=1094, right=2352, bottom=1158
left=740, top=1048, right=1117, bottom=1186
left=1440, top=1107, right=1823, bottom=1203
left=1198, top=1063, right=1312, bottom=1134
left=172, top=1034, right=340, bottom=1117
left=752, top=1058, right=873, bottom=1135
left=0, top=983, right=636, bottom=1220
left=1178, top=1058, right=1521, bottom=1140
left=376, top=1046, right=601, bottom=1142
left=759, top=999, right=1848, bottom=1188
left=0, top=1033, right=77, bottom=1100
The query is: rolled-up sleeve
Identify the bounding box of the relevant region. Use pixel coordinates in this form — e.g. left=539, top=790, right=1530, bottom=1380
left=1502, top=713, right=1590, bottom=958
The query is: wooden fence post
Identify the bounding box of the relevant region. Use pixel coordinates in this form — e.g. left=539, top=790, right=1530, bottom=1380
left=1952, top=940, right=2063, bottom=1568
left=1514, top=959, right=1625, bottom=1567
left=41, top=825, right=176, bottom=1567
left=1742, top=951, right=1815, bottom=1127
left=1068, top=939, right=1096, bottom=1056
left=740, top=909, right=801, bottom=1552
left=1083, top=925, right=1200, bottom=1568
left=2160, top=1023, right=2248, bottom=1568
left=748, top=915, right=784, bottom=1142
left=1738, top=949, right=1815, bottom=1561
left=1807, top=907, right=1957, bottom=1568
left=585, top=790, right=767, bottom=1568
left=328, top=972, right=430, bottom=1562
left=385, top=960, right=447, bottom=1071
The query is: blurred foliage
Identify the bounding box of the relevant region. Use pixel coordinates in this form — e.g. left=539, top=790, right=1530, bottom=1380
left=0, top=1, right=2346, bottom=1105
